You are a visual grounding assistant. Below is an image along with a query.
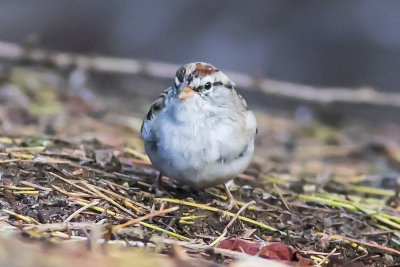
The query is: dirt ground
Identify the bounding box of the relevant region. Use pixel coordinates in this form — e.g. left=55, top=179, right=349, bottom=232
left=1, top=64, right=400, bottom=266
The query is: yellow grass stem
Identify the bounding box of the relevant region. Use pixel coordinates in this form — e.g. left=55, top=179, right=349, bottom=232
left=299, top=194, right=357, bottom=210
left=310, top=255, right=328, bottom=264
left=179, top=215, right=206, bottom=224
left=379, top=213, right=400, bottom=224
left=316, top=232, right=367, bottom=254
left=179, top=221, right=195, bottom=225
left=374, top=214, right=400, bottom=230
left=0, top=137, right=13, bottom=144
left=348, top=185, right=395, bottom=197
left=206, top=191, right=260, bottom=211
left=85, top=184, right=137, bottom=218
left=3, top=209, right=40, bottom=224
left=76, top=201, right=121, bottom=218
left=179, top=215, right=206, bottom=221
left=10, top=152, right=35, bottom=159
left=1, top=186, right=36, bottom=190
left=155, top=198, right=285, bottom=235
left=300, top=194, right=400, bottom=230
left=0, top=159, right=19, bottom=164
left=140, top=221, right=189, bottom=240
left=6, top=146, right=46, bottom=152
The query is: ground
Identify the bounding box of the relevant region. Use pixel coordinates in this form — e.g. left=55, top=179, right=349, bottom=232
left=1, top=64, right=400, bottom=266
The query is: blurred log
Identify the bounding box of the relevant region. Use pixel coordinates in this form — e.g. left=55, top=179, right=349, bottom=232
left=1, top=40, right=400, bottom=108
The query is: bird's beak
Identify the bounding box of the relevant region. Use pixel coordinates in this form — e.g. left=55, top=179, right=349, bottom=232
left=177, top=87, right=195, bottom=100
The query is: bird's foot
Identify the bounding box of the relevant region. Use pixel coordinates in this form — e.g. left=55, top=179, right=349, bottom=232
left=224, top=181, right=238, bottom=210
left=150, top=173, right=165, bottom=196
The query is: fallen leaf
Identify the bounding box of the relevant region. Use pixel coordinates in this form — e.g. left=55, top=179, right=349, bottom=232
left=218, top=238, right=261, bottom=256
left=259, top=243, right=294, bottom=261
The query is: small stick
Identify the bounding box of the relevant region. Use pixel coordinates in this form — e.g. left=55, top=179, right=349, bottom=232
left=273, top=183, right=292, bottom=212
left=209, top=200, right=256, bottom=247
left=316, top=247, right=337, bottom=267
left=2, top=40, right=400, bottom=108
left=317, top=232, right=400, bottom=256
left=64, top=200, right=100, bottom=223
left=111, top=206, right=179, bottom=232
left=22, top=222, right=104, bottom=232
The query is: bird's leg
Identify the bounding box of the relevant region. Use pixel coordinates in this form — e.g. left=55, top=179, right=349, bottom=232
left=224, top=181, right=238, bottom=210
left=150, top=172, right=164, bottom=196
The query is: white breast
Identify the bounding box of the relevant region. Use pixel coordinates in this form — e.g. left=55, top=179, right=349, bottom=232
left=143, top=90, right=257, bottom=188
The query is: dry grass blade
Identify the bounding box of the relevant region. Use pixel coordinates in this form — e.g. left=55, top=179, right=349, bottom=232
left=90, top=184, right=146, bottom=212
left=76, top=201, right=123, bottom=218
left=51, top=185, right=96, bottom=198
left=9, top=152, right=35, bottom=159
left=111, top=206, right=179, bottom=233
left=348, top=185, right=396, bottom=197
left=19, top=181, right=52, bottom=191
left=85, top=184, right=138, bottom=218
left=22, top=222, right=104, bottom=232
left=50, top=172, right=97, bottom=196
left=0, top=186, right=35, bottom=190
left=3, top=209, right=40, bottom=225
left=0, top=159, right=19, bottom=164
left=209, top=200, right=256, bottom=246
left=5, top=146, right=45, bottom=152
left=139, top=222, right=189, bottom=241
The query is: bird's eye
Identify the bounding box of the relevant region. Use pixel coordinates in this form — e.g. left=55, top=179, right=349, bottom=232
left=204, top=82, right=212, bottom=90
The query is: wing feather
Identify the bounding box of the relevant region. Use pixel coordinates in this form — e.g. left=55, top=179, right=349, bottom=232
left=141, top=87, right=172, bottom=140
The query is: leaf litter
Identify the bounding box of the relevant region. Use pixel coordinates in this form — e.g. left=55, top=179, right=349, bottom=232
left=1, top=64, right=400, bottom=266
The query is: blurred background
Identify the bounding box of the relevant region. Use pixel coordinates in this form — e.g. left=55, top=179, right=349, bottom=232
left=1, top=0, right=400, bottom=90
left=1, top=0, right=400, bottom=141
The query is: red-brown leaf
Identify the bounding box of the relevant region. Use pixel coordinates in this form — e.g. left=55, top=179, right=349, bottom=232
left=259, top=243, right=295, bottom=261
left=218, top=239, right=261, bottom=256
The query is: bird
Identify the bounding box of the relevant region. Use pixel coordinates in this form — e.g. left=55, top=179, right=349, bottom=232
left=141, top=62, right=257, bottom=209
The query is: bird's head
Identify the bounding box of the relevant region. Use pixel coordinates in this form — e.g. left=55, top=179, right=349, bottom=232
left=174, top=62, right=235, bottom=101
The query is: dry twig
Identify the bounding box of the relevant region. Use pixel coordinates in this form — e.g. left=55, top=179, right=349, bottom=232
left=1, top=40, right=400, bottom=108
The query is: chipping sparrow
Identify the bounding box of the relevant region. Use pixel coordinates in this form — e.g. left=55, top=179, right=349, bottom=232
left=141, top=62, right=257, bottom=207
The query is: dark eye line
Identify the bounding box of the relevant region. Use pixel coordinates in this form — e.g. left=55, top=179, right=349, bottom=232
left=194, top=82, right=232, bottom=92
left=187, top=74, right=193, bottom=83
